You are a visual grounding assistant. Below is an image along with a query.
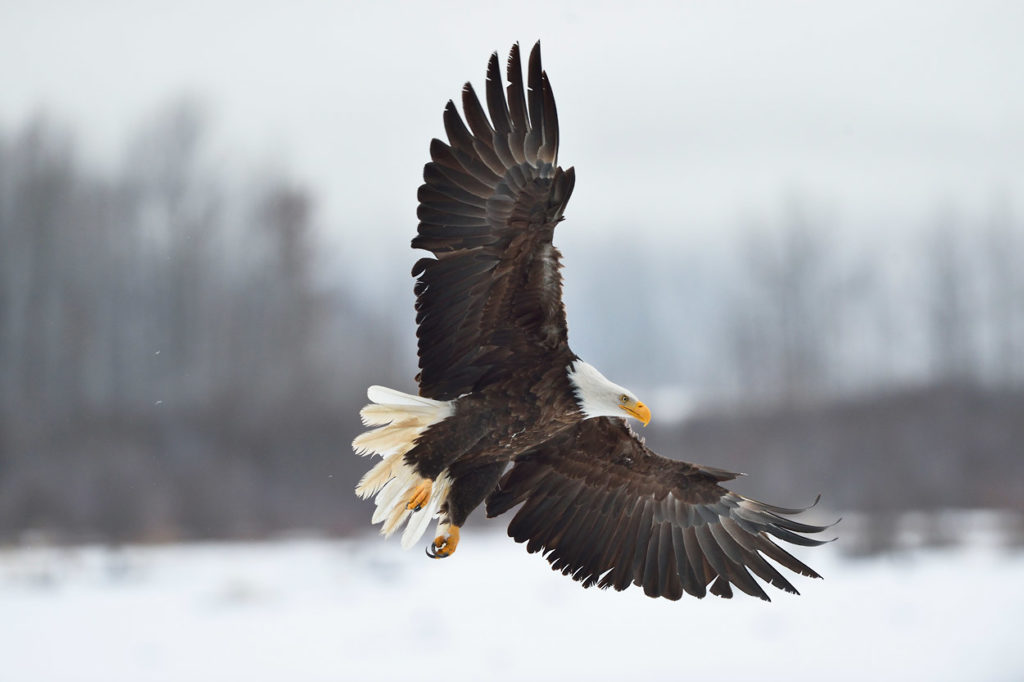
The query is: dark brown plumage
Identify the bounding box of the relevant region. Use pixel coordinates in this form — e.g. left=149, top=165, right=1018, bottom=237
left=487, top=418, right=827, bottom=600
left=353, top=42, right=833, bottom=601
left=412, top=43, right=575, bottom=402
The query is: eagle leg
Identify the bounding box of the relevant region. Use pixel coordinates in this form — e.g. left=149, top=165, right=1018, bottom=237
left=425, top=524, right=460, bottom=559
left=405, top=478, right=434, bottom=512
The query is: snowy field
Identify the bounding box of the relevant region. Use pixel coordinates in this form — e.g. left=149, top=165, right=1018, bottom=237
left=2, top=521, right=1023, bottom=682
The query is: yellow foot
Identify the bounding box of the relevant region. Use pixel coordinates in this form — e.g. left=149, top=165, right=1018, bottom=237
left=425, top=525, right=460, bottom=559
left=405, top=478, right=433, bottom=511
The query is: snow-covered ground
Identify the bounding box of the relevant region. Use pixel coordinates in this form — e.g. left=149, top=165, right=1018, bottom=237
left=2, top=523, right=1023, bottom=682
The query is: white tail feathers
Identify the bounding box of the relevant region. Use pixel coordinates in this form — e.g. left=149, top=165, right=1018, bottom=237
left=353, top=385, right=454, bottom=549
left=366, top=385, right=445, bottom=408
left=353, top=386, right=454, bottom=460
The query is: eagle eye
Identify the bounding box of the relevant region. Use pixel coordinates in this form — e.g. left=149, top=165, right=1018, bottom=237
left=619, top=394, right=630, bottom=403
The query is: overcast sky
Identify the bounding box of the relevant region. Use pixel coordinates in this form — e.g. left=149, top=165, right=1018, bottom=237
left=2, top=0, right=1022, bottom=265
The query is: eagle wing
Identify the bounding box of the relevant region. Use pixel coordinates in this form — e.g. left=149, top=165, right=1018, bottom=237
left=412, top=42, right=576, bottom=400
left=486, top=418, right=833, bottom=601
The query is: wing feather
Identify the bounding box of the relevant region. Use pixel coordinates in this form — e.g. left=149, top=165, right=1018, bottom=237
left=486, top=418, right=834, bottom=601
left=505, top=43, right=529, bottom=164
left=656, top=522, right=682, bottom=600
left=539, top=72, right=560, bottom=164
left=671, top=524, right=701, bottom=596
left=524, top=43, right=544, bottom=164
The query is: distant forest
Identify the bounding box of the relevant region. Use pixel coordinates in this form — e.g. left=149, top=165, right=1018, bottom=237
left=1, top=104, right=1022, bottom=548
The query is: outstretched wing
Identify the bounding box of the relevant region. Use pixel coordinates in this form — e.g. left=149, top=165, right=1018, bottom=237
left=486, top=418, right=834, bottom=601
left=412, top=42, right=576, bottom=401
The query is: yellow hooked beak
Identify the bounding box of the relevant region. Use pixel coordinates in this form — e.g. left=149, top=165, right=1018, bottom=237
left=620, top=401, right=651, bottom=427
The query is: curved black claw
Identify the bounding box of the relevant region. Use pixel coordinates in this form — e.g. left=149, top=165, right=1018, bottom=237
left=425, top=541, right=452, bottom=559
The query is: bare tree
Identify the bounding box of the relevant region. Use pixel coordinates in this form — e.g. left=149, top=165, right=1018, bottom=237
left=923, top=209, right=977, bottom=383
left=980, top=198, right=1023, bottom=386
left=723, top=201, right=838, bottom=405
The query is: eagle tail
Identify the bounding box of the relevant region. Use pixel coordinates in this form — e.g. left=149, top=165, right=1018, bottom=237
left=352, top=386, right=454, bottom=548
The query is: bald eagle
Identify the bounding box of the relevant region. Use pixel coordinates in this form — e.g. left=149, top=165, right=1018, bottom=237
left=354, top=42, right=832, bottom=601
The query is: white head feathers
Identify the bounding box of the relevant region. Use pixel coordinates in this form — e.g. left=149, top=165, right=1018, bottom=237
left=567, top=360, right=650, bottom=425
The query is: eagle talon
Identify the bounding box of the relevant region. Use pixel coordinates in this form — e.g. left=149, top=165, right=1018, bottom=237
left=405, top=478, right=433, bottom=511
left=425, top=542, right=448, bottom=559
left=425, top=525, right=460, bottom=559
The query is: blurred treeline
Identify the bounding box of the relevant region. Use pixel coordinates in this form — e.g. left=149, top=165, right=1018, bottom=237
left=1, top=104, right=1022, bottom=546
left=0, top=105, right=403, bottom=542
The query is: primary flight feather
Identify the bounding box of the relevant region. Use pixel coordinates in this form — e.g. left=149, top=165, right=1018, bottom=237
left=353, top=42, right=831, bottom=601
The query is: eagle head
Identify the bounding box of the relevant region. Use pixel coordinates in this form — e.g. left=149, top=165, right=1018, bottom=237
left=567, top=360, right=651, bottom=426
